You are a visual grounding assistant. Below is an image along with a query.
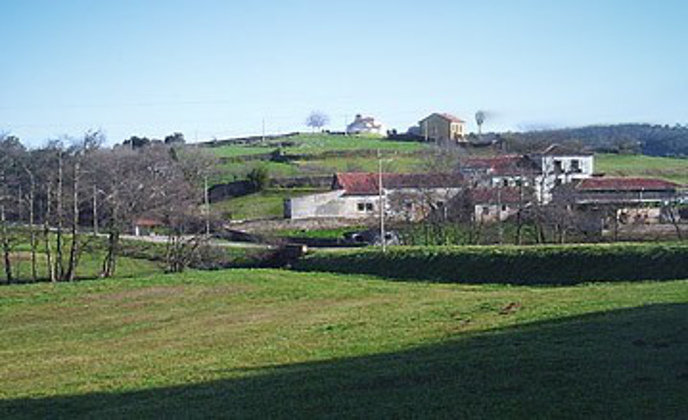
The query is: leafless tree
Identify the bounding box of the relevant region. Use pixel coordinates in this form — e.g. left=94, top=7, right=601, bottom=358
left=305, top=111, right=329, bottom=132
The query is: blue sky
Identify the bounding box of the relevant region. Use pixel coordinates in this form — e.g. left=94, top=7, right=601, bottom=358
left=2, top=0, right=687, bottom=146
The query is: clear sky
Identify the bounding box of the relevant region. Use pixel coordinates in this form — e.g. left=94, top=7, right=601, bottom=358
left=2, top=0, right=687, bottom=146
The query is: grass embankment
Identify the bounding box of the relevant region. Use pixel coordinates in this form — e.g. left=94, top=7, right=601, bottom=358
left=211, top=188, right=327, bottom=220
left=296, top=243, right=688, bottom=285
left=596, top=153, right=688, bottom=184
left=207, top=133, right=426, bottom=158
left=0, top=269, right=687, bottom=417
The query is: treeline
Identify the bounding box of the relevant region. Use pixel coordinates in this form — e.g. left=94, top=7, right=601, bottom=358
left=0, top=131, right=217, bottom=284
left=490, top=123, right=688, bottom=156
left=295, top=243, right=688, bottom=285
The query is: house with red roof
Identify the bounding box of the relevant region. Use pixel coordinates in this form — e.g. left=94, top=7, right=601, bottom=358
left=418, top=113, right=467, bottom=143
left=459, top=145, right=595, bottom=203
left=559, top=177, right=685, bottom=225
left=285, top=172, right=464, bottom=220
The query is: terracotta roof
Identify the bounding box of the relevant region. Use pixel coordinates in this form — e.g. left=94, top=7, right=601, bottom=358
left=134, top=217, right=163, bottom=227
left=421, top=113, right=466, bottom=124
left=333, top=172, right=464, bottom=195
left=537, top=144, right=593, bottom=156
left=469, top=187, right=526, bottom=204
left=577, top=177, right=680, bottom=191
left=460, top=155, right=539, bottom=176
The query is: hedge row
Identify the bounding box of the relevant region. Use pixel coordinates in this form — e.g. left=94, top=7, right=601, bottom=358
left=293, top=243, right=688, bottom=285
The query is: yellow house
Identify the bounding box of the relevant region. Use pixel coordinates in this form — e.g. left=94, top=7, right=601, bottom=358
left=419, top=113, right=467, bottom=143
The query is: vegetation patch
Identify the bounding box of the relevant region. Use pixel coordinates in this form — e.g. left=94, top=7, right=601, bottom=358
left=295, top=243, right=688, bottom=285
left=0, top=270, right=686, bottom=417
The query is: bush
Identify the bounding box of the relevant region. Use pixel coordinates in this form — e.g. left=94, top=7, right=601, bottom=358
left=246, top=166, right=270, bottom=192
left=293, top=243, right=688, bottom=285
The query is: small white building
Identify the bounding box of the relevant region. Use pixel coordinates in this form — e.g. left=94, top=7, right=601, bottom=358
left=346, top=114, right=386, bottom=135
left=285, top=173, right=464, bottom=220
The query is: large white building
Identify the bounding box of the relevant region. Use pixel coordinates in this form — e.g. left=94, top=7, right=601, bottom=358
left=346, top=114, right=386, bottom=135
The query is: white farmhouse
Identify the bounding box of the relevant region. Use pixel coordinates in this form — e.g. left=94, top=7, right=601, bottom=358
left=285, top=172, right=464, bottom=220
left=346, top=114, right=386, bottom=135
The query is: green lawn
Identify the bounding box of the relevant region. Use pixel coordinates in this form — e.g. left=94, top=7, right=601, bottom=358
left=211, top=188, right=326, bottom=220
left=596, top=153, right=688, bottom=184
left=0, top=269, right=686, bottom=417
left=206, top=133, right=427, bottom=159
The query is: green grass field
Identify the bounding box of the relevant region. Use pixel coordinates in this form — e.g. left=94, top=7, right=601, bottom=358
left=596, top=153, right=688, bottom=184
left=0, top=269, right=686, bottom=418
left=211, top=188, right=327, bottom=220
left=207, top=133, right=427, bottom=159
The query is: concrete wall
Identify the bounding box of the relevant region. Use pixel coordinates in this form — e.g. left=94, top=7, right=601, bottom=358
left=474, top=204, right=518, bottom=223
left=286, top=191, right=382, bottom=219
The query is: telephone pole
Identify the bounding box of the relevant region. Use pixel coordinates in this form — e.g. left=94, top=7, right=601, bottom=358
left=378, top=150, right=386, bottom=252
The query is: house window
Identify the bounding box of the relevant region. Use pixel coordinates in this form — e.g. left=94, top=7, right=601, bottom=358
left=554, top=160, right=563, bottom=173
left=482, top=206, right=490, bottom=215
left=366, top=203, right=374, bottom=212
left=501, top=205, right=508, bottom=212
left=571, top=159, right=581, bottom=173
left=503, top=179, right=509, bottom=187
left=357, top=203, right=366, bottom=212
left=358, top=202, right=374, bottom=212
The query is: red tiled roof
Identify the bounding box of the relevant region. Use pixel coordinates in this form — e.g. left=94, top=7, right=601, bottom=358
left=334, top=172, right=464, bottom=195
left=469, top=187, right=527, bottom=204
left=134, top=217, right=162, bottom=227
left=438, top=113, right=466, bottom=123
left=461, top=155, right=538, bottom=175
left=537, top=144, right=593, bottom=156
left=421, top=113, right=466, bottom=123
left=577, top=177, right=680, bottom=191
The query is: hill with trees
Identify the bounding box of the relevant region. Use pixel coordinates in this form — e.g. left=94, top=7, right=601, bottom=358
left=495, top=123, right=688, bottom=156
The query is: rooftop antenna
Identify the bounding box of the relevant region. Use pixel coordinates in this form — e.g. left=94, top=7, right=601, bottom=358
left=475, top=110, right=486, bottom=136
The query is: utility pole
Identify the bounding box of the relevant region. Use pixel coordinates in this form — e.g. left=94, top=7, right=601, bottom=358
left=378, top=150, right=386, bottom=252
left=262, top=118, right=266, bottom=143
left=204, top=175, right=211, bottom=236
left=92, top=184, right=98, bottom=236
left=497, top=186, right=503, bottom=244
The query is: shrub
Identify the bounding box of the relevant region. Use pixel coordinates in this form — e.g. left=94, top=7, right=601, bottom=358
left=293, top=243, right=688, bottom=285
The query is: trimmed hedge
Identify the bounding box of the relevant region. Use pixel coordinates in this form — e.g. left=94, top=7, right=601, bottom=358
left=293, top=243, right=688, bottom=285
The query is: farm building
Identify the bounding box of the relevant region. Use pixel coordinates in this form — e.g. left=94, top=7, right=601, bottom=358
left=285, top=172, right=464, bottom=220
left=346, top=114, right=386, bottom=135
left=418, top=113, right=467, bottom=143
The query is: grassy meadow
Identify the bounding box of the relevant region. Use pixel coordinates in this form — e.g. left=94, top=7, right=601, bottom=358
left=596, top=153, right=688, bottom=184
left=1, top=268, right=687, bottom=417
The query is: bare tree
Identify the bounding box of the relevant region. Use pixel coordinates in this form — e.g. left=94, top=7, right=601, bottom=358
left=305, top=111, right=329, bottom=132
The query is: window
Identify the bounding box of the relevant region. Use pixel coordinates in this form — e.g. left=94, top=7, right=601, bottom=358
left=554, top=160, right=563, bottom=173
left=571, top=159, right=581, bottom=173
left=357, top=203, right=366, bottom=212
left=482, top=206, right=490, bottom=215
left=503, top=179, right=509, bottom=187
left=501, top=205, right=508, bottom=212
left=366, top=203, right=374, bottom=212
left=358, top=202, right=374, bottom=212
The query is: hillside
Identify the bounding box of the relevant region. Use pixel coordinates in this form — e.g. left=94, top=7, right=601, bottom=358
left=500, top=123, right=688, bottom=157
left=1, top=269, right=687, bottom=417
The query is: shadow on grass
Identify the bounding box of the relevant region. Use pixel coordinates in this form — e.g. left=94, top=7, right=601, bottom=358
left=3, top=304, right=687, bottom=418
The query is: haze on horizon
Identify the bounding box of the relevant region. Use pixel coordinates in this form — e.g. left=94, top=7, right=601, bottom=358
left=2, top=0, right=687, bottom=146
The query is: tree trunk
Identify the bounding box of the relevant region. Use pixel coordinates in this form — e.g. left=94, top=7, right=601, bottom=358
left=44, top=183, right=55, bottom=283
left=66, top=161, right=80, bottom=281
left=55, top=152, right=64, bottom=281
left=101, top=228, right=119, bottom=278
left=29, top=183, right=37, bottom=282
left=1, top=204, right=13, bottom=284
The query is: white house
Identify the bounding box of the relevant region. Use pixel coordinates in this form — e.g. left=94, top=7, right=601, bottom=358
left=460, top=145, right=594, bottom=203
left=285, top=172, right=464, bottom=220
left=346, top=114, right=386, bottom=135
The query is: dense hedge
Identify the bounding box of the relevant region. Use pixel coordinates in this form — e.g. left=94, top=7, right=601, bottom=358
left=293, top=243, right=688, bottom=285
